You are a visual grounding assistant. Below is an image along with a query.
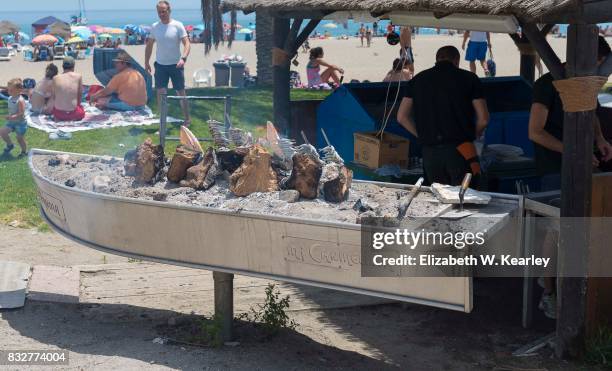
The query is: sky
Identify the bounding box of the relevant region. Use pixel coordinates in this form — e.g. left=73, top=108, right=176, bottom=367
left=3, top=0, right=202, bottom=12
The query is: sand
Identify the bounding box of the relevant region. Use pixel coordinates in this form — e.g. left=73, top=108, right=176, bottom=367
left=3, top=34, right=610, bottom=88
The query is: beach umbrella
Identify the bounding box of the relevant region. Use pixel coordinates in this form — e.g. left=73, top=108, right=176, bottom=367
left=323, top=23, right=338, bottom=29
left=98, top=33, right=112, bottom=39
left=18, top=32, right=30, bottom=44
left=32, top=34, right=58, bottom=45
left=88, top=25, right=104, bottom=33
left=45, top=21, right=71, bottom=39
left=238, top=28, right=252, bottom=34
left=104, top=27, right=125, bottom=34
left=72, top=28, right=92, bottom=39
left=66, top=36, right=84, bottom=44
left=0, top=20, right=19, bottom=35
left=185, top=25, right=194, bottom=32
left=123, top=24, right=137, bottom=31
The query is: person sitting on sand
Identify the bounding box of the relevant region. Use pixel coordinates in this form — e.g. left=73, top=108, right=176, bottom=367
left=90, top=52, right=147, bottom=111
left=383, top=58, right=412, bottom=82
left=30, top=63, right=58, bottom=115
left=306, top=47, right=343, bottom=88
left=52, top=56, right=85, bottom=122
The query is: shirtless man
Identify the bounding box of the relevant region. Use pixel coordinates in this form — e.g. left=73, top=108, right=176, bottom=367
left=52, top=56, right=85, bottom=122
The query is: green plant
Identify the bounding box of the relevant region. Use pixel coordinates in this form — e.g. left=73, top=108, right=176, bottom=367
left=194, top=314, right=224, bottom=347
left=240, top=284, right=297, bottom=335
left=585, top=326, right=612, bottom=367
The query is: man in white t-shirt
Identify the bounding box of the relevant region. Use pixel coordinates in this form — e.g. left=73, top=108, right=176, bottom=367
left=145, top=0, right=192, bottom=126
left=461, top=31, right=492, bottom=75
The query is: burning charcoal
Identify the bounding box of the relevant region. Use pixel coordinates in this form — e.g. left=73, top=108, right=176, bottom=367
left=217, top=148, right=247, bottom=174
left=282, top=153, right=322, bottom=199
left=180, top=147, right=221, bottom=190
left=230, top=145, right=279, bottom=196
left=167, top=146, right=199, bottom=183
left=48, top=158, right=61, bottom=167
left=353, top=198, right=378, bottom=213
left=123, top=138, right=164, bottom=184
left=92, top=175, right=111, bottom=193
left=152, top=193, right=168, bottom=202
left=279, top=190, right=300, bottom=203
left=64, top=179, right=76, bottom=187
left=319, top=163, right=353, bottom=203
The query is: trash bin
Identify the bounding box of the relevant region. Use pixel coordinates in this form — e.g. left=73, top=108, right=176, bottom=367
left=213, top=62, right=230, bottom=86
left=230, top=61, right=246, bottom=88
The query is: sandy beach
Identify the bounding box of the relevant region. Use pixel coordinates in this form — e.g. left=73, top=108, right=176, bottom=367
left=2, top=34, right=610, bottom=88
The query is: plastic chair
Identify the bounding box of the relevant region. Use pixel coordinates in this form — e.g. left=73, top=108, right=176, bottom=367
left=0, top=48, right=10, bottom=61
left=53, top=45, right=65, bottom=60
left=193, top=68, right=212, bottom=87
left=77, top=50, right=86, bottom=60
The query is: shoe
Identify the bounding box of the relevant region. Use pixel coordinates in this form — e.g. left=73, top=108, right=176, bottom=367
left=3, top=143, right=14, bottom=154
left=17, top=151, right=27, bottom=158
left=539, top=293, right=557, bottom=319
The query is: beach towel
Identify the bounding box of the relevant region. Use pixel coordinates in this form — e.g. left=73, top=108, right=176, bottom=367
left=25, top=103, right=180, bottom=133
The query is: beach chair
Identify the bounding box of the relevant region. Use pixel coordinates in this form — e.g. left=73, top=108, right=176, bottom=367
left=53, top=45, right=66, bottom=60
left=193, top=68, right=212, bottom=87
left=0, top=48, right=11, bottom=62
left=39, top=48, right=49, bottom=61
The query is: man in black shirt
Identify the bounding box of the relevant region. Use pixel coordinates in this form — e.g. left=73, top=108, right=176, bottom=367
left=397, top=46, right=489, bottom=186
left=528, top=36, right=612, bottom=189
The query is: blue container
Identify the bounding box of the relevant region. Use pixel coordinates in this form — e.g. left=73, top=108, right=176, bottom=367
left=93, top=48, right=154, bottom=103
left=316, top=82, right=420, bottom=173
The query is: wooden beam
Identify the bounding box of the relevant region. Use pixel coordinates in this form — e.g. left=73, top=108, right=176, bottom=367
left=541, top=24, right=556, bottom=36
left=556, top=23, right=600, bottom=359
left=521, top=23, right=565, bottom=80
left=284, top=18, right=304, bottom=54
left=272, top=17, right=291, bottom=136
left=292, top=19, right=322, bottom=54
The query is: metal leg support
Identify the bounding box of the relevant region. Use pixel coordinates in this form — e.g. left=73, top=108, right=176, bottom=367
left=159, top=93, right=168, bottom=149
left=213, top=271, right=234, bottom=342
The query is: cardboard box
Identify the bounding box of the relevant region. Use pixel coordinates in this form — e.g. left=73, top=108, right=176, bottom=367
left=353, top=132, right=410, bottom=169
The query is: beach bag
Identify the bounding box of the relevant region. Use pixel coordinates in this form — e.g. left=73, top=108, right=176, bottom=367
left=486, top=50, right=496, bottom=77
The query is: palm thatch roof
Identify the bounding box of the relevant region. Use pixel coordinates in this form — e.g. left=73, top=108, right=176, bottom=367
left=222, top=0, right=580, bottom=22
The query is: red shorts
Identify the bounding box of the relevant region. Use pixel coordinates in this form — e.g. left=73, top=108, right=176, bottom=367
left=53, top=105, right=85, bottom=122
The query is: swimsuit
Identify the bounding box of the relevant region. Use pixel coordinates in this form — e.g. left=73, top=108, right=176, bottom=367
left=306, top=61, right=323, bottom=87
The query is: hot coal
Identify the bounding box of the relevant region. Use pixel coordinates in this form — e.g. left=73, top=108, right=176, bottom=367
left=281, top=153, right=322, bottom=199
left=48, top=158, right=61, bottom=167
left=180, top=147, right=220, bottom=190
left=319, top=163, right=352, bottom=203
left=64, top=179, right=76, bottom=187
left=216, top=147, right=247, bottom=174
left=167, top=146, right=200, bottom=183
left=230, top=145, right=278, bottom=196
left=123, top=138, right=165, bottom=184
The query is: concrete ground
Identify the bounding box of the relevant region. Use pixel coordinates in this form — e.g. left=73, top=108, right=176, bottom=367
left=0, top=225, right=586, bottom=370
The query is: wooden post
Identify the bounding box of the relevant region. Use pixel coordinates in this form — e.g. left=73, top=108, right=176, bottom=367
left=520, top=53, right=536, bottom=84
left=556, top=23, right=600, bottom=359
left=213, top=271, right=234, bottom=342
left=272, top=17, right=291, bottom=136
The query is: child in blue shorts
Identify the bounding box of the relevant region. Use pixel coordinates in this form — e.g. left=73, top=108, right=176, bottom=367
left=1, top=78, right=28, bottom=157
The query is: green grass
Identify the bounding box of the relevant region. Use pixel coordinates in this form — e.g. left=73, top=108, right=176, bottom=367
left=0, top=87, right=329, bottom=229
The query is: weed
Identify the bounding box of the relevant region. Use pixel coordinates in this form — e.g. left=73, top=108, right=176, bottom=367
left=239, top=284, right=297, bottom=336
left=193, top=314, right=224, bottom=347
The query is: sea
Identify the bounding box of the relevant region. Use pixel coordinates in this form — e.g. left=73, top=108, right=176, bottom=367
left=4, top=8, right=612, bottom=40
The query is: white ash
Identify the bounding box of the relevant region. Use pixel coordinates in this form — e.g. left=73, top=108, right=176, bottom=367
left=33, top=154, right=449, bottom=224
